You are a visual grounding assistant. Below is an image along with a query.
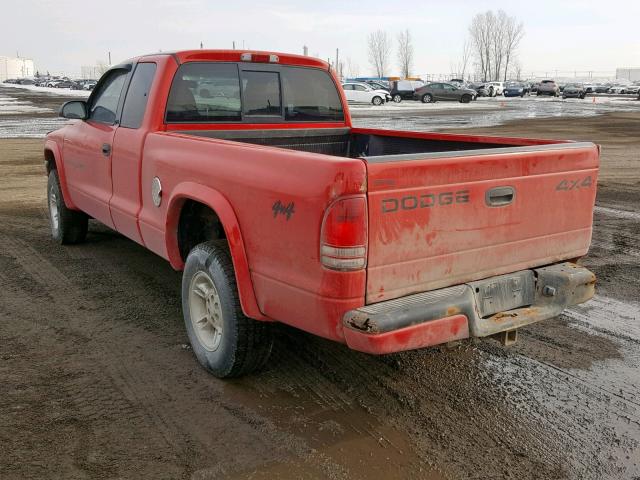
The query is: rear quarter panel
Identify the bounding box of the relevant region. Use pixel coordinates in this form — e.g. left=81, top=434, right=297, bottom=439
left=138, top=133, right=367, bottom=341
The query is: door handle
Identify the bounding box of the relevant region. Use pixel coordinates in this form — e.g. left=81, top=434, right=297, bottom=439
left=486, top=186, right=515, bottom=206
left=101, top=143, right=111, bottom=157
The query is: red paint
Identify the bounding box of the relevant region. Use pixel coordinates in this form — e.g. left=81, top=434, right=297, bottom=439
left=343, top=315, right=470, bottom=354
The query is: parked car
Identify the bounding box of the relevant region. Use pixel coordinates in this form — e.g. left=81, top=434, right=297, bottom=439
left=537, top=80, right=560, bottom=96
left=389, top=80, right=422, bottom=102
left=47, top=49, right=598, bottom=378
left=363, top=80, right=390, bottom=92
left=530, top=82, right=539, bottom=93
left=608, top=85, right=627, bottom=94
left=625, top=85, right=640, bottom=95
left=488, top=81, right=505, bottom=95
left=594, top=84, right=610, bottom=93
left=54, top=80, right=81, bottom=89
left=45, top=80, right=61, bottom=87
left=562, top=83, right=586, bottom=99
left=503, top=82, right=529, bottom=97
left=18, top=78, right=35, bottom=85
left=83, top=81, right=97, bottom=91
left=342, top=82, right=390, bottom=105
left=582, top=84, right=596, bottom=94
left=469, top=83, right=491, bottom=97
left=414, top=82, right=476, bottom=103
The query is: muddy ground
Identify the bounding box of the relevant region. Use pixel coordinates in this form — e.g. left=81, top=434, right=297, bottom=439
left=1, top=89, right=639, bottom=479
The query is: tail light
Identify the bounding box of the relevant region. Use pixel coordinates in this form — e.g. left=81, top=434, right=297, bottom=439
left=320, top=196, right=368, bottom=271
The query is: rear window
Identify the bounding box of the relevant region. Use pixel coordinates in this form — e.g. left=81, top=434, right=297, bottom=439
left=166, top=62, right=344, bottom=123
left=166, top=63, right=241, bottom=122
left=282, top=67, right=344, bottom=121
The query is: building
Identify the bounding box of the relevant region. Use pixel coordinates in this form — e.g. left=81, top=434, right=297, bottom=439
left=0, top=56, right=35, bottom=81
left=616, top=68, right=640, bottom=82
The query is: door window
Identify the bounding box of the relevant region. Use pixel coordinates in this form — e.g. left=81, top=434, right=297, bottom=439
left=121, top=63, right=157, bottom=129
left=89, top=70, right=128, bottom=124
left=354, top=84, right=367, bottom=91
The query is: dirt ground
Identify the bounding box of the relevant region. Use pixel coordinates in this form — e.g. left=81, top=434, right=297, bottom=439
left=1, top=100, right=640, bottom=479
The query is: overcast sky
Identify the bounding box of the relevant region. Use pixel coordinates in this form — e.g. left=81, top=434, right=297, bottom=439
left=4, top=0, right=640, bottom=77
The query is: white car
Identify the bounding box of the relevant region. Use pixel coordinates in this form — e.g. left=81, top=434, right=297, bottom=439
left=342, top=82, right=390, bottom=106
left=488, top=81, right=505, bottom=95
left=608, top=85, right=628, bottom=94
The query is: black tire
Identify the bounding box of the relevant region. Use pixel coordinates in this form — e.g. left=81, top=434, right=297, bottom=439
left=47, top=169, right=88, bottom=244
left=421, top=93, right=433, bottom=103
left=392, top=94, right=402, bottom=103
left=372, top=96, right=383, bottom=106
left=460, top=94, right=472, bottom=104
left=182, top=241, right=273, bottom=378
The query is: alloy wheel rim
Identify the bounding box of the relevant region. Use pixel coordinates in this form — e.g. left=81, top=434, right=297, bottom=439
left=189, top=271, right=224, bottom=351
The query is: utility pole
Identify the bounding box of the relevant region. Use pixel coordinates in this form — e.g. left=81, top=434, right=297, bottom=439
left=303, top=45, right=308, bottom=56
left=335, top=48, right=339, bottom=77
left=232, top=41, right=236, bottom=50
left=108, top=51, right=111, bottom=65
left=200, top=41, right=203, bottom=49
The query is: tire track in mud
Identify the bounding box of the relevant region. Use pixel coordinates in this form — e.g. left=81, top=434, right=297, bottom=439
left=0, top=231, right=358, bottom=479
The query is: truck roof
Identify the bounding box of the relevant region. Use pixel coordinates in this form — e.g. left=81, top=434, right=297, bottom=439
left=137, top=49, right=330, bottom=70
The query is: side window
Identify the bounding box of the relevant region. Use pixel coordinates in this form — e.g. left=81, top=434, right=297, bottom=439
left=354, top=84, right=367, bottom=91
left=343, top=84, right=354, bottom=90
left=241, top=71, right=281, bottom=116
left=89, top=70, right=128, bottom=124
left=121, top=63, right=157, bottom=129
left=166, top=63, right=241, bottom=122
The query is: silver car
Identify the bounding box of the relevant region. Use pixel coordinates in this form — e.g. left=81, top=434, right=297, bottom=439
left=537, top=80, right=560, bottom=96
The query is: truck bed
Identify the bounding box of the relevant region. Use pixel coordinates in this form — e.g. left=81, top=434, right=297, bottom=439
left=173, top=127, right=565, bottom=159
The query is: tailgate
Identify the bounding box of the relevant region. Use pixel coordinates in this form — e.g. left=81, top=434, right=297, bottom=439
left=365, top=142, right=599, bottom=304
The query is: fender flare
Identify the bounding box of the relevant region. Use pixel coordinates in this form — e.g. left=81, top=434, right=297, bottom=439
left=165, top=182, right=267, bottom=321
left=44, top=139, right=79, bottom=211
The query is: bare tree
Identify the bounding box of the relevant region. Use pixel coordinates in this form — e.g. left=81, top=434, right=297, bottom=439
left=468, top=10, right=524, bottom=81
left=503, top=16, right=524, bottom=81
left=368, top=30, right=392, bottom=78
left=397, top=29, right=414, bottom=78
left=460, top=39, right=473, bottom=80
left=346, top=57, right=359, bottom=78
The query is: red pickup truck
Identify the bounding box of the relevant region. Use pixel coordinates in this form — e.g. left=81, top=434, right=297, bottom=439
left=45, top=50, right=598, bottom=377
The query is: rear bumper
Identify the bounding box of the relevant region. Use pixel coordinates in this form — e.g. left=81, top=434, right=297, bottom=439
left=342, top=262, right=595, bottom=354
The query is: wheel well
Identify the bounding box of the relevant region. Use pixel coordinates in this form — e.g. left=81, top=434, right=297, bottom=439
left=178, top=200, right=227, bottom=261
left=45, top=149, right=56, bottom=174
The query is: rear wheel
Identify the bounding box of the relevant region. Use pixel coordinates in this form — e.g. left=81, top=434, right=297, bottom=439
left=460, top=94, right=472, bottom=103
left=421, top=93, right=433, bottom=103
left=372, top=96, right=383, bottom=106
left=47, top=169, right=88, bottom=244
left=392, top=94, right=402, bottom=103
left=182, top=241, right=273, bottom=378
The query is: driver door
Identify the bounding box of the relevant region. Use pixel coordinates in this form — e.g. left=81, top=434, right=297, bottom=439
left=62, top=68, right=129, bottom=228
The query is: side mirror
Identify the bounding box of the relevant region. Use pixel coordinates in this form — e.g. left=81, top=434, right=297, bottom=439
left=59, top=100, right=87, bottom=120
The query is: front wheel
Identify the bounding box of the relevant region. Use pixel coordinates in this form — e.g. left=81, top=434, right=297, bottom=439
left=182, top=241, right=273, bottom=378
left=372, top=96, right=383, bottom=106
left=392, top=94, right=402, bottom=103
left=460, top=94, right=472, bottom=103
left=421, top=93, right=433, bottom=103
left=47, top=169, right=88, bottom=244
